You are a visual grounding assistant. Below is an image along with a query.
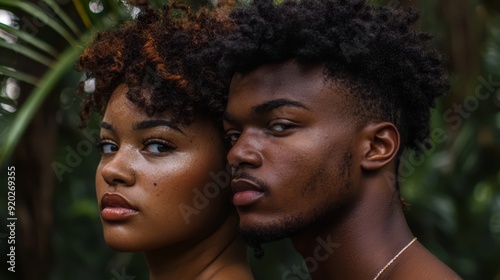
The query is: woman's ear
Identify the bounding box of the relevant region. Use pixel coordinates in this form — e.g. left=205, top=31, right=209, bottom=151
left=359, top=122, right=400, bottom=171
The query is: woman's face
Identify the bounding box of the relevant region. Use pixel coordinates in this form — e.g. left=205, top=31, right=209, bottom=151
left=96, top=84, right=231, bottom=251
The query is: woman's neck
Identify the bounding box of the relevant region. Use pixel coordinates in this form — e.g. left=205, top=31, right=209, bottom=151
left=145, top=211, right=250, bottom=280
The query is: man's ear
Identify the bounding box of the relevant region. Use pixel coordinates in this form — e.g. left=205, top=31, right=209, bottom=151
left=359, top=122, right=400, bottom=171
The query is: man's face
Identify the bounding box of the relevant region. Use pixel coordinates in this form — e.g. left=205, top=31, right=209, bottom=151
left=223, top=61, right=363, bottom=243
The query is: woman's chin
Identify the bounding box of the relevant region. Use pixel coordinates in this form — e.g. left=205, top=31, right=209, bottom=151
left=103, top=235, right=147, bottom=252
left=105, top=241, right=140, bottom=252
left=104, top=235, right=176, bottom=252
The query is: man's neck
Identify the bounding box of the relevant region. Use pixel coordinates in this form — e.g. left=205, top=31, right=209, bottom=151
left=291, top=178, right=414, bottom=280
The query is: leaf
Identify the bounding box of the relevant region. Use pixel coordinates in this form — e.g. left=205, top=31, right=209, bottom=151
left=0, top=96, right=17, bottom=107
left=0, top=23, right=59, bottom=57
left=0, top=106, right=14, bottom=115
left=0, top=39, right=55, bottom=67
left=71, top=0, right=93, bottom=29
left=0, top=65, right=39, bottom=85
left=42, top=0, right=81, bottom=37
left=0, top=0, right=77, bottom=46
left=0, top=45, right=81, bottom=163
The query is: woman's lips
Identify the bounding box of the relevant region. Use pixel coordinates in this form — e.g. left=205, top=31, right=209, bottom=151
left=231, top=178, right=265, bottom=207
left=100, top=193, right=138, bottom=222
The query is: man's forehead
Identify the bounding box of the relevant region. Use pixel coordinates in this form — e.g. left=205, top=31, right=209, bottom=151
left=226, top=60, right=354, bottom=121
left=230, top=60, right=327, bottom=95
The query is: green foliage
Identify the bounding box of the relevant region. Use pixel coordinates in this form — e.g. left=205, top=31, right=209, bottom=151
left=401, top=2, right=500, bottom=279
left=0, top=0, right=139, bottom=163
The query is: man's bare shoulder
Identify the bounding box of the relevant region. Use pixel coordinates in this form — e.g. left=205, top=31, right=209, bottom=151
left=208, top=263, right=254, bottom=280
left=388, top=242, right=462, bottom=280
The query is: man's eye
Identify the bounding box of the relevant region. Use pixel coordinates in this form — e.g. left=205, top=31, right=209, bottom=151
left=225, top=131, right=240, bottom=145
left=269, top=121, right=296, bottom=133
left=270, top=123, right=288, bottom=132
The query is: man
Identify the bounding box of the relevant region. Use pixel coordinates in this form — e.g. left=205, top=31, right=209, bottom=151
left=218, top=0, right=461, bottom=279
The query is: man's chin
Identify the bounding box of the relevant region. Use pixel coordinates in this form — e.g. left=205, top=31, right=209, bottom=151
left=237, top=220, right=304, bottom=246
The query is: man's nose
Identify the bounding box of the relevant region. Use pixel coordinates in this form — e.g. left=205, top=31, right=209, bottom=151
left=227, top=129, right=263, bottom=171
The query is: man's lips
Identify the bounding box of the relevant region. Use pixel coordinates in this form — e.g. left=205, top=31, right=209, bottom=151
left=100, top=193, right=138, bottom=222
left=231, top=178, right=265, bottom=207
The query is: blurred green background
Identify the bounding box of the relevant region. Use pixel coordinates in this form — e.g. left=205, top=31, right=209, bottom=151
left=0, top=0, right=499, bottom=279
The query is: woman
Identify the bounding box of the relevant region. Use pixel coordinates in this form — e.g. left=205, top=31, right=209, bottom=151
left=77, top=1, right=252, bottom=279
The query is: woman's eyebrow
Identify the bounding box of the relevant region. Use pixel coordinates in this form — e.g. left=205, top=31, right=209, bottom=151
left=100, top=121, right=114, bottom=131
left=133, top=119, right=186, bottom=136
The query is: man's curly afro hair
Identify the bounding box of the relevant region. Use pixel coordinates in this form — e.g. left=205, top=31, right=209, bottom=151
left=77, top=0, right=233, bottom=127
left=218, top=0, right=449, bottom=153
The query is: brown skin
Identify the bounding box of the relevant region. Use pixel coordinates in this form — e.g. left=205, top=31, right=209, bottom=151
left=224, top=60, right=461, bottom=279
left=96, top=85, right=253, bottom=280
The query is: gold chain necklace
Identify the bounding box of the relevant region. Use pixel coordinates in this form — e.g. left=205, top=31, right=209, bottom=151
left=373, top=237, right=417, bottom=280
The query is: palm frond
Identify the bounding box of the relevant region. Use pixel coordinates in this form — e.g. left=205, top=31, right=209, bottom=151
left=0, top=66, right=39, bottom=86
left=71, top=0, right=93, bottom=29
left=0, top=0, right=78, bottom=46
left=42, top=0, right=81, bottom=36
left=0, top=0, right=131, bottom=164
left=0, top=23, right=59, bottom=57
left=0, top=95, right=16, bottom=107
left=0, top=45, right=81, bottom=161
left=0, top=39, right=55, bottom=67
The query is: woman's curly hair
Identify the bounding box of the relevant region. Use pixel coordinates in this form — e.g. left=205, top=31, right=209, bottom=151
left=217, top=0, right=449, bottom=153
left=77, top=0, right=234, bottom=127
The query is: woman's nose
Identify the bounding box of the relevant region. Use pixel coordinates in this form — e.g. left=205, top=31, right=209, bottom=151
left=99, top=147, right=136, bottom=187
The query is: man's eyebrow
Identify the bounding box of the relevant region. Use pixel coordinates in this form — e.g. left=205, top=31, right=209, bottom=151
left=100, top=121, right=114, bottom=131
left=133, top=119, right=186, bottom=135
left=223, top=111, right=236, bottom=122
left=253, top=98, right=308, bottom=114
left=223, top=98, right=308, bottom=123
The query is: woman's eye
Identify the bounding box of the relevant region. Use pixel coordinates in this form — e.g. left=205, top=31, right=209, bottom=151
left=98, top=142, right=118, bottom=154
left=143, top=140, right=176, bottom=154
